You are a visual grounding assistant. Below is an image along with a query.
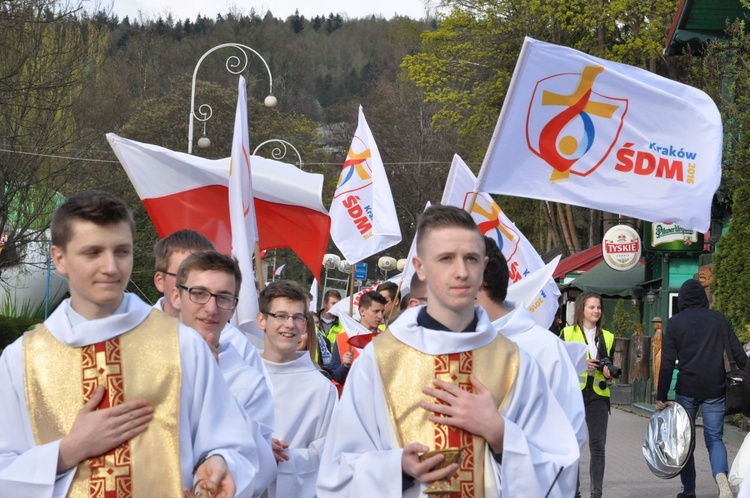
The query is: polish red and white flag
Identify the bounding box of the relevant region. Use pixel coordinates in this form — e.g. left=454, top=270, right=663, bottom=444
left=106, top=134, right=330, bottom=283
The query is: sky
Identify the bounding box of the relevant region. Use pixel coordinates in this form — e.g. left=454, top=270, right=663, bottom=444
left=105, top=0, right=430, bottom=22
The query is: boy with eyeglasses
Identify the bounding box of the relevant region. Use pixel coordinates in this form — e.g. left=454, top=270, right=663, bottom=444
left=153, top=229, right=267, bottom=381
left=259, top=280, right=338, bottom=498
left=173, top=250, right=276, bottom=450
left=0, top=190, right=269, bottom=497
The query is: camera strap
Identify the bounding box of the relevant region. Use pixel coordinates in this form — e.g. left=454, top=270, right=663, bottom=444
left=596, top=334, right=609, bottom=360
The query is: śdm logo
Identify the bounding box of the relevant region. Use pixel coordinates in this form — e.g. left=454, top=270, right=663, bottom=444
left=336, top=137, right=375, bottom=239
left=527, top=66, right=628, bottom=183
left=468, top=194, right=526, bottom=284
left=337, top=138, right=372, bottom=191
left=471, top=197, right=514, bottom=249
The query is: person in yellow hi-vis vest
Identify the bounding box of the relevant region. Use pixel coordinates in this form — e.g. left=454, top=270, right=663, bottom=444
left=561, top=291, right=614, bottom=498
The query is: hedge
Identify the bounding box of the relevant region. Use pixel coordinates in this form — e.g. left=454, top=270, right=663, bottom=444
left=0, top=316, right=39, bottom=352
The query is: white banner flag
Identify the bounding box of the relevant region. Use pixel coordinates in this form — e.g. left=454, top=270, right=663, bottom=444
left=399, top=201, right=430, bottom=296
left=309, top=278, right=319, bottom=312
left=337, top=312, right=372, bottom=352
left=329, top=282, right=380, bottom=322
left=442, top=154, right=560, bottom=328
left=475, top=37, right=722, bottom=232
left=329, top=106, right=401, bottom=263
left=228, top=76, right=260, bottom=335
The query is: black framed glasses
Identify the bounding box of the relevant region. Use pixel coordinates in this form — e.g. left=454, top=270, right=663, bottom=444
left=159, top=270, right=177, bottom=278
left=178, top=284, right=238, bottom=310
left=264, top=311, right=307, bottom=325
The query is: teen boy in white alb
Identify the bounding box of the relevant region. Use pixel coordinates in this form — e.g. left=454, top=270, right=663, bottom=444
left=259, top=280, right=338, bottom=498
left=173, top=250, right=276, bottom=449
left=318, top=204, right=578, bottom=497
left=0, top=191, right=266, bottom=497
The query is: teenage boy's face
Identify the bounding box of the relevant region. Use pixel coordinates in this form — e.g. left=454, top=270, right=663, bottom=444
left=323, top=296, right=340, bottom=313
left=414, top=227, right=486, bottom=316
left=359, top=302, right=385, bottom=330
left=258, top=297, right=307, bottom=360
left=52, top=220, right=133, bottom=320
left=155, top=249, right=191, bottom=314
left=173, top=269, right=236, bottom=345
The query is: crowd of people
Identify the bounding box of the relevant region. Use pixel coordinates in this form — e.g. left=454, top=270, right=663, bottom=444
left=0, top=189, right=745, bottom=498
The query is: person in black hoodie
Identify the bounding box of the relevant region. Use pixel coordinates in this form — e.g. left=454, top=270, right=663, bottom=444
left=656, top=278, right=747, bottom=498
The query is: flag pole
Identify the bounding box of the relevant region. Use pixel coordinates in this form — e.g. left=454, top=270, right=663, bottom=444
left=385, top=256, right=413, bottom=325
left=254, top=243, right=266, bottom=292
left=345, top=268, right=357, bottom=356
left=348, top=268, right=355, bottom=316
left=465, top=191, right=479, bottom=215
left=386, top=277, right=405, bottom=325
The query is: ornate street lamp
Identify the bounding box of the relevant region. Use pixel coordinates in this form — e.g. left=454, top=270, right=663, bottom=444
left=188, top=43, right=276, bottom=154
left=253, top=139, right=303, bottom=169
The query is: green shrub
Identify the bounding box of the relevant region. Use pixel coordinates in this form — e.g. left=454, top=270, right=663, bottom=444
left=713, top=183, right=750, bottom=343
left=0, top=315, right=38, bottom=352
left=609, top=299, right=639, bottom=338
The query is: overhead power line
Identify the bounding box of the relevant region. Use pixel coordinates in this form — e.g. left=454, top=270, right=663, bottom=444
left=0, top=148, right=468, bottom=167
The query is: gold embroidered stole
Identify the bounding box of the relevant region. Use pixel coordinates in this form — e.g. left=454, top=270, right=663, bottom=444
left=23, top=310, right=183, bottom=498
left=374, top=329, right=519, bottom=498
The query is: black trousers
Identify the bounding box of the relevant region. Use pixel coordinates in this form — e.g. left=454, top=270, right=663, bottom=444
left=576, top=381, right=609, bottom=498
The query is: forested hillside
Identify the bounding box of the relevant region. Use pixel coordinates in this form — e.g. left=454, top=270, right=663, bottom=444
left=3, top=1, right=750, bottom=307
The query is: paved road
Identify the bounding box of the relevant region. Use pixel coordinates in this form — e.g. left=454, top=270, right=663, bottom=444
left=577, top=406, right=746, bottom=498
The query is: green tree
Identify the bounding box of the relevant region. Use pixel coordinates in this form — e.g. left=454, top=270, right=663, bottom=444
left=609, top=298, right=639, bottom=338
left=713, top=183, right=750, bottom=343
left=681, top=19, right=750, bottom=340
left=0, top=1, right=108, bottom=271
left=289, top=9, right=304, bottom=34
left=402, top=0, right=675, bottom=256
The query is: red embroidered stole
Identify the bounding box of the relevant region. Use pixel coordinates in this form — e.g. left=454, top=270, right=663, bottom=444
left=373, top=329, right=519, bottom=498
left=23, top=310, right=182, bottom=497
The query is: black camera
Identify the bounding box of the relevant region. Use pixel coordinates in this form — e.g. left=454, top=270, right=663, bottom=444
left=598, top=357, right=622, bottom=379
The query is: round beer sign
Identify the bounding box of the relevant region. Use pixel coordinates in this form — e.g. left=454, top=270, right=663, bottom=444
left=602, top=225, right=641, bottom=271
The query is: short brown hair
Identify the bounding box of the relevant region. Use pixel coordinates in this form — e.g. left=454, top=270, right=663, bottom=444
left=176, top=251, right=242, bottom=295
left=154, top=229, right=214, bottom=272
left=416, top=204, right=481, bottom=256
left=302, top=310, right=318, bottom=361
left=376, top=281, right=399, bottom=300
left=259, top=280, right=307, bottom=312
left=51, top=190, right=135, bottom=249
left=323, top=289, right=341, bottom=303
left=358, top=290, right=387, bottom=310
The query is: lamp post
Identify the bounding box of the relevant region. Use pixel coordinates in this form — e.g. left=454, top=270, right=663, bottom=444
left=253, top=139, right=303, bottom=169
left=378, top=256, right=397, bottom=280
left=188, top=43, right=277, bottom=154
